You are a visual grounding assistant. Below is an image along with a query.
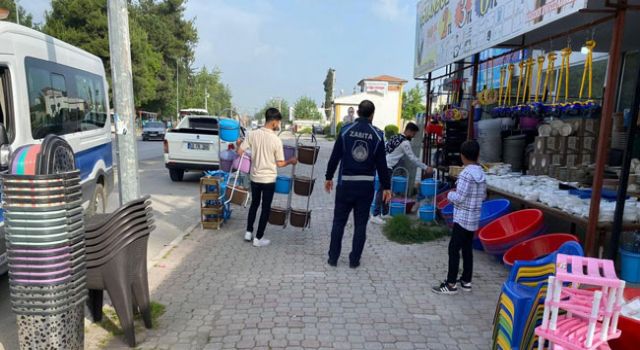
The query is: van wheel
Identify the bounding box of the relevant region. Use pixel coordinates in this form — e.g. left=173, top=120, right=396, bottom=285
left=87, top=184, right=106, bottom=216
left=169, top=169, right=184, bottom=182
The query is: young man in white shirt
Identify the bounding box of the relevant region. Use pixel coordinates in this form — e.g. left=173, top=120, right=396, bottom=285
left=371, top=122, right=433, bottom=224
left=238, top=108, right=297, bottom=247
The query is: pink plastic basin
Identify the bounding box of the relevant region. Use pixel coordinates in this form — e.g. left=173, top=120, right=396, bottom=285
left=479, top=209, right=544, bottom=248
left=502, top=233, right=579, bottom=267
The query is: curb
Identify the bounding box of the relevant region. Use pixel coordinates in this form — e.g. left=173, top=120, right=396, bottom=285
left=149, top=221, right=200, bottom=269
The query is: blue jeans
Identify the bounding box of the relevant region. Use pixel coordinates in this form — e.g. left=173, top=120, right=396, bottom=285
left=328, top=183, right=375, bottom=264
left=372, top=189, right=389, bottom=216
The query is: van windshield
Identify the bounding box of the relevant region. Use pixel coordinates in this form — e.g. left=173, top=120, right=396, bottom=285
left=182, top=117, right=218, bottom=130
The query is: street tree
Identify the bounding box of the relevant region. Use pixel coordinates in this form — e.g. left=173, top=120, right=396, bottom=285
left=293, top=97, right=322, bottom=120
left=402, top=84, right=426, bottom=120
left=323, top=68, right=335, bottom=119
left=43, top=0, right=162, bottom=108
left=255, top=98, right=290, bottom=122
left=0, top=0, right=35, bottom=28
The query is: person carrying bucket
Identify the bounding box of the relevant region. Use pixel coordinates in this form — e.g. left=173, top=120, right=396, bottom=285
left=370, top=122, right=433, bottom=225
left=432, top=140, right=486, bottom=295
left=325, top=100, right=391, bottom=268
left=237, top=108, right=297, bottom=247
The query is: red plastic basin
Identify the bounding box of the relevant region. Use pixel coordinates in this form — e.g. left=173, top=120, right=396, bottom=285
left=437, top=198, right=450, bottom=210
left=478, top=209, right=544, bottom=247
left=502, top=233, right=579, bottom=267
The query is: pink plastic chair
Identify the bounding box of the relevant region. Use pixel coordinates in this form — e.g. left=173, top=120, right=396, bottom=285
left=535, top=255, right=626, bottom=350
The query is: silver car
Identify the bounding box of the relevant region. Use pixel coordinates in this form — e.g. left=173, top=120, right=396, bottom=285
left=142, top=121, right=166, bottom=141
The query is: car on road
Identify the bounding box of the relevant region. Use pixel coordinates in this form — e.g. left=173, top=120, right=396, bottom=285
left=142, top=121, right=166, bottom=141
left=312, top=124, right=324, bottom=134
left=0, top=22, right=115, bottom=274
left=164, top=115, right=244, bottom=181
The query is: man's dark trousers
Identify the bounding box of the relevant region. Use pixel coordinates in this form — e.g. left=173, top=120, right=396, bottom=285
left=246, top=181, right=276, bottom=239
left=328, top=183, right=375, bottom=264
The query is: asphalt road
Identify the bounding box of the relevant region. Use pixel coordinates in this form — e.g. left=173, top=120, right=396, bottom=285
left=0, top=138, right=203, bottom=350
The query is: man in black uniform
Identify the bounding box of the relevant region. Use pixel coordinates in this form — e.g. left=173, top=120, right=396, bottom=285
left=325, top=100, right=391, bottom=268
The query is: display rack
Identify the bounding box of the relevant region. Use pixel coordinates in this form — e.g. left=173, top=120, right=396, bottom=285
left=200, top=176, right=224, bottom=229
left=225, top=152, right=251, bottom=207
left=290, top=133, right=319, bottom=230
left=268, top=131, right=297, bottom=228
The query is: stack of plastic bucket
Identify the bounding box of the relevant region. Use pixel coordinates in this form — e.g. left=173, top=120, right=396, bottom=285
left=478, top=209, right=545, bottom=257
left=4, top=170, right=86, bottom=349
left=474, top=199, right=512, bottom=250
left=219, top=119, right=240, bottom=142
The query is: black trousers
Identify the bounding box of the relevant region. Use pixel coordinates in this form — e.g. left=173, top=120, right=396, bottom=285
left=246, top=181, right=275, bottom=239
left=447, top=223, right=474, bottom=284
left=328, top=183, right=375, bottom=264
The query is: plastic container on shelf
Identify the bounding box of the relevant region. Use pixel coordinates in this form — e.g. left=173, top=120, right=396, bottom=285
left=283, top=145, right=296, bottom=160
left=389, top=202, right=406, bottom=217
left=390, top=198, right=416, bottom=213
left=419, top=205, right=435, bottom=222
left=219, top=119, right=240, bottom=142
left=420, top=179, right=437, bottom=197
left=391, top=176, right=408, bottom=193
left=231, top=153, right=251, bottom=173
left=478, top=199, right=512, bottom=228
left=274, top=176, right=292, bottom=194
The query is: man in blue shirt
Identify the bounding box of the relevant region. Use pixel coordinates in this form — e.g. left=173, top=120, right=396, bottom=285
left=325, top=100, right=391, bottom=268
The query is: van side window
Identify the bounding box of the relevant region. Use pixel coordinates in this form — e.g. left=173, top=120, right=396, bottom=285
left=0, top=67, right=11, bottom=140
left=26, top=57, right=108, bottom=139
left=74, top=74, right=107, bottom=131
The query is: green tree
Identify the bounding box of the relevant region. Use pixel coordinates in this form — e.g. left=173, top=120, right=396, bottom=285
left=0, top=0, right=36, bottom=28
left=402, top=84, right=426, bottom=120
left=183, top=67, right=232, bottom=116
left=293, top=97, right=322, bottom=120
left=323, top=68, right=335, bottom=120
left=132, top=0, right=198, bottom=116
left=255, top=98, right=290, bottom=123
left=43, top=0, right=162, bottom=108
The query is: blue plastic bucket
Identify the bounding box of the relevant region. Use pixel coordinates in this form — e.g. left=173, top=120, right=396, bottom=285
left=418, top=205, right=435, bottom=222
left=420, top=179, right=437, bottom=197
left=389, top=202, right=406, bottom=217
left=619, top=248, right=640, bottom=283
left=391, top=176, right=407, bottom=193
left=219, top=119, right=240, bottom=142
left=275, top=176, right=292, bottom=194
left=478, top=199, right=511, bottom=228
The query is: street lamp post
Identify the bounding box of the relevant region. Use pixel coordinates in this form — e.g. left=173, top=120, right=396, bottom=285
left=14, top=0, right=20, bottom=25
left=175, top=59, right=180, bottom=124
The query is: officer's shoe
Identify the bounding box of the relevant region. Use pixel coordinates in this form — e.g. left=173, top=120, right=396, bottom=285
left=327, top=259, right=337, bottom=267
left=370, top=215, right=386, bottom=225
left=349, top=261, right=360, bottom=269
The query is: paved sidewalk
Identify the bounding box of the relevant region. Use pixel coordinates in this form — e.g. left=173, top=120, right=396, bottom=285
left=99, top=142, right=508, bottom=350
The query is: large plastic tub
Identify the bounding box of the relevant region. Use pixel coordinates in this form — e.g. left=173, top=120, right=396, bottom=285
left=479, top=209, right=544, bottom=255
left=479, top=199, right=511, bottom=228
left=502, top=233, right=579, bottom=267
left=274, top=176, right=292, bottom=194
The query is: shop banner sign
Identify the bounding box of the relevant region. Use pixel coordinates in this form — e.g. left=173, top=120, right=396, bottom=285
left=364, top=81, right=389, bottom=95
left=414, top=0, right=589, bottom=77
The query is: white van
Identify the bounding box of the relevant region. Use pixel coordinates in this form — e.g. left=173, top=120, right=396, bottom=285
left=0, top=22, right=114, bottom=274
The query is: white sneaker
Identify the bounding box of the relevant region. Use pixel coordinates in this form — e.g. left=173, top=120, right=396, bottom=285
left=370, top=215, right=386, bottom=225
left=253, top=238, right=270, bottom=247
left=244, top=231, right=253, bottom=242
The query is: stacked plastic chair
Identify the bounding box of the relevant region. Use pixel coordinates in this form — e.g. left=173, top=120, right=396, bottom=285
left=85, top=195, right=155, bottom=347
left=3, top=136, right=86, bottom=350
left=535, top=254, right=626, bottom=350
left=492, top=241, right=584, bottom=350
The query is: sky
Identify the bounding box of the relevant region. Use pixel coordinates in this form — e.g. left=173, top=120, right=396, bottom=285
left=21, top=0, right=419, bottom=114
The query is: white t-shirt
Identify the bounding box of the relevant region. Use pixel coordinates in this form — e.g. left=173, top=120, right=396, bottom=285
left=240, top=128, right=285, bottom=183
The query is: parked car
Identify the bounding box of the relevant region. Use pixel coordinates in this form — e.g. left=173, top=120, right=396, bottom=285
left=142, top=121, right=166, bottom=141
left=312, top=124, right=324, bottom=134
left=164, top=115, right=245, bottom=181
left=0, top=22, right=115, bottom=274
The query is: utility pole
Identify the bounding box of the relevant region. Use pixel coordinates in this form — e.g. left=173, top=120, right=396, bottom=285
left=204, top=86, right=208, bottom=112
left=14, top=0, right=20, bottom=25
left=176, top=59, right=180, bottom=123
left=107, top=0, right=141, bottom=204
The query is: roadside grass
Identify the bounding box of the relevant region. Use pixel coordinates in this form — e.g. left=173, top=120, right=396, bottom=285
left=382, top=215, right=449, bottom=244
